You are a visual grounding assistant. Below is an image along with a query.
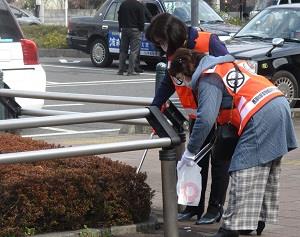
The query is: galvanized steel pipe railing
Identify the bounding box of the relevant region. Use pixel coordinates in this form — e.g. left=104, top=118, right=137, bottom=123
left=0, top=108, right=150, bottom=130
left=0, top=89, right=152, bottom=106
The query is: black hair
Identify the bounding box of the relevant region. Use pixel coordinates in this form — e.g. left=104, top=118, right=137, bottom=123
left=169, top=48, right=206, bottom=77
left=145, top=13, right=188, bottom=56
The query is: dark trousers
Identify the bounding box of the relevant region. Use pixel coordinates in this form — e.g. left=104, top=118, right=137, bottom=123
left=184, top=120, right=230, bottom=217
left=118, top=28, right=142, bottom=73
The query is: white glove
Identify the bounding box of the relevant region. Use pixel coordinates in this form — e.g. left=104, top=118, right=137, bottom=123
left=177, top=149, right=196, bottom=170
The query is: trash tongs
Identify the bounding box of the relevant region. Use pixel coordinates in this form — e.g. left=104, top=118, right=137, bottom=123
left=194, top=134, right=216, bottom=164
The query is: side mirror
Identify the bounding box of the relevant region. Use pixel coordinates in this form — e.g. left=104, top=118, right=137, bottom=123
left=272, top=38, right=284, bottom=47
left=266, top=38, right=285, bottom=57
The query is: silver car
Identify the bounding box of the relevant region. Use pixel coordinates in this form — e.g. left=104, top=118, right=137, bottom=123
left=9, top=5, right=41, bottom=25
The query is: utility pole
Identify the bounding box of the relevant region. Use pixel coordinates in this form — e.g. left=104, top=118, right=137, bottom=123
left=65, top=0, right=68, bottom=27
left=191, top=0, right=199, bottom=27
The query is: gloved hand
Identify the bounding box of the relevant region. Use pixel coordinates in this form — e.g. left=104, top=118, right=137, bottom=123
left=177, top=149, right=196, bottom=170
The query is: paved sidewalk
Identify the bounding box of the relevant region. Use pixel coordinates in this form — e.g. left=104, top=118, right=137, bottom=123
left=108, top=119, right=300, bottom=237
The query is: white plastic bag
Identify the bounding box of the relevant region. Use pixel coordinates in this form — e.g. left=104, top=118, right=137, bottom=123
left=176, top=163, right=202, bottom=206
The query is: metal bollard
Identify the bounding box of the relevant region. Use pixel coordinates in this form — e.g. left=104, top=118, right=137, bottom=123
left=155, top=62, right=167, bottom=93
left=0, top=70, right=5, bottom=120
left=159, top=147, right=179, bottom=237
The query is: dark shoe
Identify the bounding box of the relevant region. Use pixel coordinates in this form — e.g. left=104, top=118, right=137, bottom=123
left=238, top=230, right=253, bottom=235
left=127, top=71, right=139, bottom=76
left=238, top=221, right=265, bottom=236
left=117, top=70, right=125, bottom=75
left=196, top=205, right=223, bottom=225
left=135, top=67, right=144, bottom=73
left=257, top=221, right=265, bottom=235
left=210, top=227, right=239, bottom=237
left=177, top=211, right=198, bottom=221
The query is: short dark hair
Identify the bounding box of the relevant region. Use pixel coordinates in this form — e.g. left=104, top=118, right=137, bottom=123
left=169, top=48, right=206, bottom=77
left=145, top=13, right=188, bottom=55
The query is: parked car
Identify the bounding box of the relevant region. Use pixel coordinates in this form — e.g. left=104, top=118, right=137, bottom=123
left=67, top=0, right=239, bottom=67
left=249, top=0, right=300, bottom=18
left=0, top=0, right=46, bottom=110
left=226, top=4, right=300, bottom=107
left=9, top=5, right=41, bottom=25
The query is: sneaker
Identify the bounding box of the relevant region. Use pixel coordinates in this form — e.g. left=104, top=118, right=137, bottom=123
left=135, top=68, right=144, bottom=73
left=127, top=72, right=139, bottom=76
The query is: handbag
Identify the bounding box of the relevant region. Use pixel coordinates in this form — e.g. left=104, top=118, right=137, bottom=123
left=214, top=123, right=239, bottom=160
left=214, top=63, right=240, bottom=160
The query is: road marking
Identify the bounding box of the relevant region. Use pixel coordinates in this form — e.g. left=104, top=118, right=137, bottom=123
left=47, top=78, right=154, bottom=85
left=46, top=80, right=155, bottom=88
left=22, top=128, right=120, bottom=138
left=59, top=59, right=81, bottom=63
left=43, top=64, right=156, bottom=76
left=43, top=103, right=84, bottom=107
left=40, top=127, right=75, bottom=132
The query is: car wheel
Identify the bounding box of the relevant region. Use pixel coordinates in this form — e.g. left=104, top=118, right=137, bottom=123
left=272, top=70, right=299, bottom=108
left=90, top=39, right=113, bottom=67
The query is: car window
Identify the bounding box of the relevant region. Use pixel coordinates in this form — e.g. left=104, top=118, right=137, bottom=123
left=278, top=0, right=289, bottom=4
left=162, top=0, right=223, bottom=23
left=10, top=6, right=21, bottom=17
left=0, top=3, right=23, bottom=41
left=144, top=2, right=161, bottom=22
left=104, top=2, right=118, bottom=21
left=236, top=8, right=300, bottom=40
left=291, top=0, right=300, bottom=2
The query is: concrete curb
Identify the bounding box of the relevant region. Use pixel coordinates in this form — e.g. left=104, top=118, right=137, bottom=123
left=34, top=214, right=159, bottom=237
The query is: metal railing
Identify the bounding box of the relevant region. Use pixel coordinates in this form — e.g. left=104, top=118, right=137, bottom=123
left=0, top=88, right=187, bottom=237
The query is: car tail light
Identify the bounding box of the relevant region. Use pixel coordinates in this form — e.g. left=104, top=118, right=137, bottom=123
left=20, top=39, right=39, bottom=65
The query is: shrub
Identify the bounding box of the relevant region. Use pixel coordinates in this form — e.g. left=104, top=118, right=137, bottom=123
left=0, top=133, right=154, bottom=236
left=21, top=25, right=68, bottom=48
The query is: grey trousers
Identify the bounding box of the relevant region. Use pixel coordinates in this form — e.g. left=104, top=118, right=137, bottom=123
left=222, top=159, right=281, bottom=230
left=118, top=28, right=142, bottom=73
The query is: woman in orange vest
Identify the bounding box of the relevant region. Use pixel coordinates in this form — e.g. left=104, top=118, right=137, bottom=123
left=146, top=12, right=229, bottom=224
left=169, top=48, right=298, bottom=237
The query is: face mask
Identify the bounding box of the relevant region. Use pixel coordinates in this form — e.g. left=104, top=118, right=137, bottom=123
left=160, top=42, right=168, bottom=52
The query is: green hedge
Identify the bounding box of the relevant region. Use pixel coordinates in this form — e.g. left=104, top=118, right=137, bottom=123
left=21, top=25, right=68, bottom=49
left=0, top=133, right=154, bottom=236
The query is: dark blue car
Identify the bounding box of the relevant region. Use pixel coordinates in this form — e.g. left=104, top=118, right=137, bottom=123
left=67, top=0, right=239, bottom=67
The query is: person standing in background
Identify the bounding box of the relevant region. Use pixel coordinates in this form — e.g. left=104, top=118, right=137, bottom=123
left=117, top=0, right=145, bottom=76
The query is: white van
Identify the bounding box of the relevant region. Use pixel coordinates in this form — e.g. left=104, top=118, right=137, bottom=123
left=0, top=0, right=46, bottom=110
left=250, top=0, right=300, bottom=18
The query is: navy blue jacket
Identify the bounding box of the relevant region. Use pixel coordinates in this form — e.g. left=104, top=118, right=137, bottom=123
left=151, top=27, right=228, bottom=108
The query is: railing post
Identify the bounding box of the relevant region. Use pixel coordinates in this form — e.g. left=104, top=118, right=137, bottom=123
left=159, top=147, right=179, bottom=237
left=0, top=70, right=5, bottom=120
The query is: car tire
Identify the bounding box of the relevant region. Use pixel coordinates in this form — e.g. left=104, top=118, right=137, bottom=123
left=90, top=39, right=113, bottom=67
left=272, top=70, right=299, bottom=108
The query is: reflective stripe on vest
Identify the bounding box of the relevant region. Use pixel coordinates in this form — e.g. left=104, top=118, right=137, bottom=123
left=204, top=61, right=283, bottom=135
left=169, top=31, right=212, bottom=119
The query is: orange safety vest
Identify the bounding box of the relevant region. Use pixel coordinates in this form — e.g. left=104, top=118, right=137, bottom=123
left=168, top=31, right=212, bottom=119
left=203, top=61, right=284, bottom=135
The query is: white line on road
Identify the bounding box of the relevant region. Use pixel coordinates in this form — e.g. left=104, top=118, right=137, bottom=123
left=43, top=103, right=84, bottom=107
left=46, top=80, right=154, bottom=88
left=43, top=64, right=155, bottom=76
left=47, top=78, right=154, bottom=85
left=40, top=127, right=75, bottom=132
left=22, top=128, right=120, bottom=138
